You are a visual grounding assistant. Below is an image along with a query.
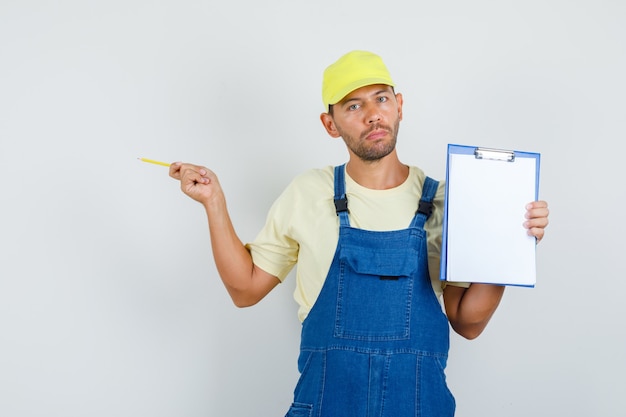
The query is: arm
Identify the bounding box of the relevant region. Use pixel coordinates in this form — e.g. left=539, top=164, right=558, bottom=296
left=169, top=162, right=280, bottom=307
left=443, top=200, right=550, bottom=339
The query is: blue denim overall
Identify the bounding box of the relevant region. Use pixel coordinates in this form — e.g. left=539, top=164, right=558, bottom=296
left=285, top=165, right=455, bottom=417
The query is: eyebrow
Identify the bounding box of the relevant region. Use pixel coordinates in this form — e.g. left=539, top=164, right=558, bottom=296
left=341, top=88, right=391, bottom=106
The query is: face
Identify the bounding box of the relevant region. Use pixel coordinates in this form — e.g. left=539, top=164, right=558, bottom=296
left=321, top=84, right=403, bottom=162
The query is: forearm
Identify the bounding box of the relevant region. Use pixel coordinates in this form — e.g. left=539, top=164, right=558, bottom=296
left=442, top=201, right=548, bottom=339
left=443, top=284, right=505, bottom=339
left=205, top=199, right=275, bottom=307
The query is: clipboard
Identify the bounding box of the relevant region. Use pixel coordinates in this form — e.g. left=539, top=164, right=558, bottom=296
left=440, top=144, right=540, bottom=287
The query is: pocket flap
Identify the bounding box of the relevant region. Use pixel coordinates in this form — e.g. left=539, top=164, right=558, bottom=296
left=339, top=244, right=419, bottom=277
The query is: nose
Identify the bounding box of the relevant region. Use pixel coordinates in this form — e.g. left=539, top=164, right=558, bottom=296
left=365, top=107, right=381, bottom=124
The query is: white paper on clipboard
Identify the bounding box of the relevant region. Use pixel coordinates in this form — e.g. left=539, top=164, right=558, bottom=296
left=440, top=144, right=540, bottom=287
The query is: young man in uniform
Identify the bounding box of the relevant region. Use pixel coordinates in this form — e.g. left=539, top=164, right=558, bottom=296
left=169, top=50, right=550, bottom=416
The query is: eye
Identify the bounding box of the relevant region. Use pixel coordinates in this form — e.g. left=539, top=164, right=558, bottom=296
left=377, top=96, right=388, bottom=103
left=348, top=103, right=361, bottom=111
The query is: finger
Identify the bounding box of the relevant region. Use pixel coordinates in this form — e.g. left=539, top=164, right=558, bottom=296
left=525, top=202, right=549, bottom=219
left=525, top=208, right=550, bottom=221
left=180, top=167, right=210, bottom=186
left=527, top=226, right=545, bottom=243
left=524, top=216, right=549, bottom=230
left=527, top=200, right=548, bottom=208
left=168, top=162, right=183, bottom=179
left=525, top=200, right=548, bottom=214
left=173, top=163, right=208, bottom=181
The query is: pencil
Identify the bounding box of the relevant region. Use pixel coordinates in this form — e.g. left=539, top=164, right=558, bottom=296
left=138, top=157, right=171, bottom=167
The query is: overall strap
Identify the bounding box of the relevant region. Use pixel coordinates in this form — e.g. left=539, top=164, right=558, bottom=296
left=333, top=164, right=350, bottom=227
left=410, top=176, right=439, bottom=229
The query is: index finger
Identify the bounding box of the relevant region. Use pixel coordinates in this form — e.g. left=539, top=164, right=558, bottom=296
left=526, top=200, right=548, bottom=210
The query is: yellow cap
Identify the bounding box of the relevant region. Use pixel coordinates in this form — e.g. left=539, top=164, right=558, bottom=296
left=322, top=50, right=395, bottom=111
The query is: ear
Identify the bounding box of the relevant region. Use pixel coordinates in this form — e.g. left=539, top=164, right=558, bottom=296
left=395, top=92, right=404, bottom=121
left=320, top=113, right=341, bottom=138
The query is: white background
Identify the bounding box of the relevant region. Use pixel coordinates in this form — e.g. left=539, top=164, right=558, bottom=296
left=1, top=1, right=624, bottom=416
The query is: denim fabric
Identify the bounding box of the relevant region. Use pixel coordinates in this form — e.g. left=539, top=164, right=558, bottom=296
left=285, top=165, right=455, bottom=417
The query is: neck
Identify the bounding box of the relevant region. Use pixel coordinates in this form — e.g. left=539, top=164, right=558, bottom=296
left=345, top=152, right=408, bottom=190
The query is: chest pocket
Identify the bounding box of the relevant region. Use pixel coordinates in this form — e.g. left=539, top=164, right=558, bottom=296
left=335, top=237, right=421, bottom=341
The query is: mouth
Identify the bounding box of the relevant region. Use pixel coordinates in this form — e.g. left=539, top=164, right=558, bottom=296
left=364, top=127, right=389, bottom=141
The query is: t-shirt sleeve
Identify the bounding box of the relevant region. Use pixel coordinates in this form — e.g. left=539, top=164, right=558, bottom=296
left=245, top=179, right=300, bottom=282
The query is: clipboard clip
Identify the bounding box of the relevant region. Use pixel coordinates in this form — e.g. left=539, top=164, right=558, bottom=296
left=474, top=147, right=515, bottom=162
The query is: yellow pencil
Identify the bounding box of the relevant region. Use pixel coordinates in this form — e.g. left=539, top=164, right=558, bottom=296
left=138, top=157, right=171, bottom=167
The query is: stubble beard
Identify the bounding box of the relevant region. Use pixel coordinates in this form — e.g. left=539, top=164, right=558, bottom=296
left=339, top=119, right=401, bottom=162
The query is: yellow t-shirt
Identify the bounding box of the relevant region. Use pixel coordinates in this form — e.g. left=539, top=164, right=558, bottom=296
left=246, top=165, right=463, bottom=322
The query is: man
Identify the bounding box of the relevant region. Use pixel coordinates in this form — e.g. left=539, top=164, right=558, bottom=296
left=169, top=50, right=550, bottom=416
